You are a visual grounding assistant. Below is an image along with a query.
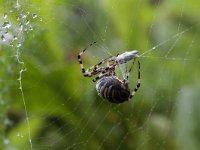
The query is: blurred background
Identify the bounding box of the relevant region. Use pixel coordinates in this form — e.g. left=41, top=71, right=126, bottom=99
left=0, top=0, right=200, bottom=150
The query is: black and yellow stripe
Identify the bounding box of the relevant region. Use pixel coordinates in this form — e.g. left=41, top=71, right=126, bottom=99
left=77, top=42, right=96, bottom=74
left=96, top=76, right=130, bottom=103
left=96, top=61, right=141, bottom=103
left=129, top=61, right=141, bottom=99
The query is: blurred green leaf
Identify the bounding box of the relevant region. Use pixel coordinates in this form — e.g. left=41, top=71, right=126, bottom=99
left=0, top=0, right=200, bottom=149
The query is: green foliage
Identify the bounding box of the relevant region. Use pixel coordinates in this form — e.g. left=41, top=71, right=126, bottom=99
left=0, top=0, right=200, bottom=149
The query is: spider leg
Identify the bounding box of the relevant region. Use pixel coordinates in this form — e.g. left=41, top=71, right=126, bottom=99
left=86, top=66, right=109, bottom=77
left=129, top=61, right=140, bottom=99
left=84, top=58, right=116, bottom=77
left=92, top=65, right=116, bottom=82
left=78, top=42, right=117, bottom=78
left=126, top=58, right=136, bottom=80
left=128, top=59, right=136, bottom=73
left=84, top=61, right=115, bottom=77
left=92, top=71, right=110, bottom=82
left=87, top=55, right=113, bottom=72
left=78, top=42, right=96, bottom=74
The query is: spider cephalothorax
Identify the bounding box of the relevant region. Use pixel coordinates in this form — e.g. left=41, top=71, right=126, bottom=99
left=78, top=42, right=141, bottom=103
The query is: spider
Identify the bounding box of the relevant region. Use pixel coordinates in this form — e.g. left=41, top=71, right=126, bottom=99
left=78, top=42, right=141, bottom=103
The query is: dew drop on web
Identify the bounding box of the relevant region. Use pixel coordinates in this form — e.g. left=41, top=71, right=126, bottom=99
left=2, top=21, right=11, bottom=29
left=18, top=23, right=23, bottom=31
left=29, top=26, right=33, bottom=31
left=13, top=35, right=18, bottom=40
left=3, top=12, right=8, bottom=19
left=1, top=35, right=6, bottom=41
left=32, top=13, right=37, bottom=19
left=17, top=43, right=22, bottom=47
left=25, top=19, right=30, bottom=25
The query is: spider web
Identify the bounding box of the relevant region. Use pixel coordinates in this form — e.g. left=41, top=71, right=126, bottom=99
left=1, top=0, right=200, bottom=150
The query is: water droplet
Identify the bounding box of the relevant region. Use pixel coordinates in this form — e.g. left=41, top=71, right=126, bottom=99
left=3, top=12, right=7, bottom=19
left=32, top=13, right=37, bottom=19
left=4, top=30, right=9, bottom=35
left=17, top=43, right=22, bottom=47
left=16, top=16, right=20, bottom=21
left=9, top=42, right=14, bottom=47
left=13, top=35, right=18, bottom=40
left=25, top=19, right=30, bottom=25
left=21, top=13, right=27, bottom=19
left=152, top=46, right=156, bottom=50
left=39, top=18, right=43, bottom=22
left=19, top=23, right=23, bottom=31
left=15, top=1, right=21, bottom=9
left=1, top=35, right=6, bottom=41
left=2, top=21, right=11, bottom=29
left=29, top=26, right=33, bottom=31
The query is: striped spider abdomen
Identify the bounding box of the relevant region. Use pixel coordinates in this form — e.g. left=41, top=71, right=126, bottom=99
left=96, top=76, right=131, bottom=103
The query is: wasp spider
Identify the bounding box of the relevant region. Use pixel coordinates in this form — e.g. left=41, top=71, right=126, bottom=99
left=78, top=42, right=141, bottom=103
